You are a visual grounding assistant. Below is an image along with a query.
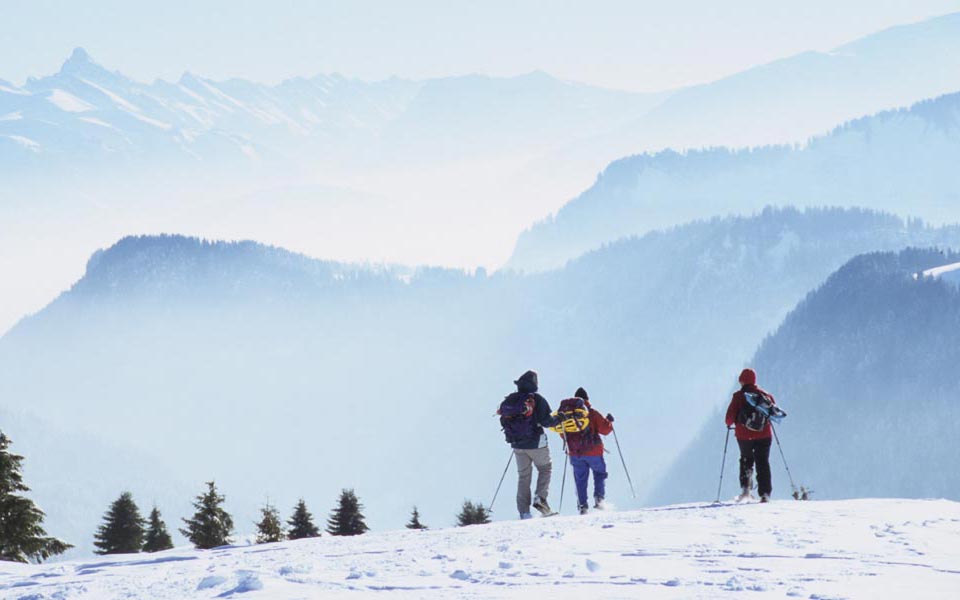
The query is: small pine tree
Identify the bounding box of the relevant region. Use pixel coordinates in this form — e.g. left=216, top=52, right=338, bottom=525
left=180, top=481, right=234, bottom=549
left=287, top=499, right=320, bottom=540
left=255, top=503, right=284, bottom=544
left=142, top=506, right=174, bottom=553
left=0, top=431, right=72, bottom=562
left=456, top=500, right=491, bottom=526
left=406, top=506, right=427, bottom=530
left=326, top=489, right=369, bottom=536
left=94, top=491, right=145, bottom=555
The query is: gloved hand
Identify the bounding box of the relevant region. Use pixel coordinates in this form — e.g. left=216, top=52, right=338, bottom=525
left=605, top=413, right=614, bottom=423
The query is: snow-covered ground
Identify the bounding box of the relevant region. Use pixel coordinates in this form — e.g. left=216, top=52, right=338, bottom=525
left=1, top=499, right=958, bottom=599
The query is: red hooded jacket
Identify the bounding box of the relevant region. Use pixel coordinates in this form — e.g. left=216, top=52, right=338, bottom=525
left=564, top=401, right=613, bottom=456
left=725, top=383, right=776, bottom=441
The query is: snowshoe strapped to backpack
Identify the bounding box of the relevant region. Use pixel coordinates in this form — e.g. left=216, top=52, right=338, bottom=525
left=499, top=393, right=537, bottom=444
left=550, top=398, right=599, bottom=454
left=738, top=391, right=786, bottom=432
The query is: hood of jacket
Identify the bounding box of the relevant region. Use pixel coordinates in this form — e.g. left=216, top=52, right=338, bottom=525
left=514, top=370, right=539, bottom=393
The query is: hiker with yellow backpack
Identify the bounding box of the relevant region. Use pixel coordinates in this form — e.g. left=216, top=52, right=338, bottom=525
left=551, top=387, right=614, bottom=515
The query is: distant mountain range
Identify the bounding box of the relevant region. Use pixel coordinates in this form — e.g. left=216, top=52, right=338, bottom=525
left=558, top=12, right=960, bottom=159
left=3, top=208, right=960, bottom=550
left=510, top=90, right=960, bottom=271
left=6, top=12, right=960, bottom=176
left=0, top=47, right=662, bottom=174
left=5, top=13, right=960, bottom=336
left=650, top=248, right=960, bottom=504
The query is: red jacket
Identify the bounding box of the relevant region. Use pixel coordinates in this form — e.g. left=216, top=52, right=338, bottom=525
left=565, top=406, right=613, bottom=456
left=725, top=384, right=775, bottom=441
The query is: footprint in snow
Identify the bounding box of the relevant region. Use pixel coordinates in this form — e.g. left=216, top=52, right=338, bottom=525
left=217, top=572, right=263, bottom=597
left=585, top=559, right=601, bottom=573
left=449, top=570, right=471, bottom=581
left=197, top=575, right=228, bottom=590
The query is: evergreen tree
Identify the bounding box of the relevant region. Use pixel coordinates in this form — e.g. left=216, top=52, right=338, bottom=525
left=93, top=491, right=145, bottom=555
left=142, top=506, right=174, bottom=553
left=326, top=489, right=369, bottom=536
left=180, top=481, right=234, bottom=549
left=405, top=506, right=427, bottom=530
left=0, top=431, right=72, bottom=563
left=287, top=499, right=320, bottom=540
left=456, top=500, right=491, bottom=526
left=255, top=503, right=284, bottom=544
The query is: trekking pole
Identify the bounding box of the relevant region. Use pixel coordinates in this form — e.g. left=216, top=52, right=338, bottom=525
left=715, top=427, right=732, bottom=504
left=558, top=428, right=570, bottom=512
left=771, top=424, right=798, bottom=497
left=611, top=427, right=637, bottom=499
left=488, top=450, right=514, bottom=512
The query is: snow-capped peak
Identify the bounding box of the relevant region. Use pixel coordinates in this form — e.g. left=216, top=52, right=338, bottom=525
left=59, top=47, right=96, bottom=74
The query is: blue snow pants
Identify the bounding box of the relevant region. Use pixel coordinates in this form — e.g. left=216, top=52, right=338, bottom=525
left=570, top=454, right=607, bottom=507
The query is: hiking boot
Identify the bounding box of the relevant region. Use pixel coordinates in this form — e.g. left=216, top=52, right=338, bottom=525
left=736, top=487, right=753, bottom=502
left=519, top=512, right=533, bottom=520
left=594, top=497, right=605, bottom=510
left=532, top=496, right=552, bottom=516
left=759, top=495, right=770, bottom=504
left=578, top=504, right=589, bottom=515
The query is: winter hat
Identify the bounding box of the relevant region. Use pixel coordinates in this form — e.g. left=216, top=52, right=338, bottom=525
left=574, top=387, right=589, bottom=400
left=514, top=370, right=539, bottom=393
left=738, top=368, right=757, bottom=386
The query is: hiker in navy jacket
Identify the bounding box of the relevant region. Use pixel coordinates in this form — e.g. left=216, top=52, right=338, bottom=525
left=499, top=370, right=561, bottom=519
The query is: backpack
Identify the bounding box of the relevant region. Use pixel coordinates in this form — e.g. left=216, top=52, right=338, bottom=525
left=499, top=393, right=537, bottom=444
left=552, top=398, right=599, bottom=455
left=738, top=391, right=785, bottom=432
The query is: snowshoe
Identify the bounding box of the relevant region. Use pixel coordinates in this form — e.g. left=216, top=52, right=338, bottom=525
left=735, top=489, right=755, bottom=503
left=532, top=496, right=553, bottom=517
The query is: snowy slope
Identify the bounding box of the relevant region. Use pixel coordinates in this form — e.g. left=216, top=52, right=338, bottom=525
left=1, top=499, right=958, bottom=599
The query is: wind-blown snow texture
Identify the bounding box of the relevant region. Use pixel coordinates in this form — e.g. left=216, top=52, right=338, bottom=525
left=1, top=499, right=958, bottom=599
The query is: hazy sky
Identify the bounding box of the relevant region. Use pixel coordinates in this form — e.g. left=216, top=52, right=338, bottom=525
left=2, top=0, right=960, bottom=91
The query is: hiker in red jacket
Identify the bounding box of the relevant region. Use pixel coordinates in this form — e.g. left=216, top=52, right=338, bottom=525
left=725, top=368, right=776, bottom=502
left=558, top=387, right=614, bottom=515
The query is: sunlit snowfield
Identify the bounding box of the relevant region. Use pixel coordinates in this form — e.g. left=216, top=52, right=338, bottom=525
left=1, top=499, right=958, bottom=599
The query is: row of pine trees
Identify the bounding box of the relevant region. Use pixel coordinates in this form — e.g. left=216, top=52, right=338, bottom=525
left=0, top=430, right=493, bottom=563
left=95, top=483, right=491, bottom=555
left=94, top=482, right=371, bottom=554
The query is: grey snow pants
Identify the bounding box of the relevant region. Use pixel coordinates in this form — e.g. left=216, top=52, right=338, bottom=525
left=514, top=446, right=552, bottom=514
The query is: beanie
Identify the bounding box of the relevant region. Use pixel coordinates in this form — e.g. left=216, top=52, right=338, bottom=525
left=738, top=368, right=757, bottom=386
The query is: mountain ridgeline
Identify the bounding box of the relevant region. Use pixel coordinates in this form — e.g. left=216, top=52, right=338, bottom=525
left=2, top=208, right=960, bottom=551
left=510, top=90, right=960, bottom=272
left=649, top=248, right=960, bottom=504
left=0, top=48, right=660, bottom=175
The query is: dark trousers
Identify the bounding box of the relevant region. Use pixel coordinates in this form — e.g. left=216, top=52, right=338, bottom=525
left=737, top=438, right=772, bottom=497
